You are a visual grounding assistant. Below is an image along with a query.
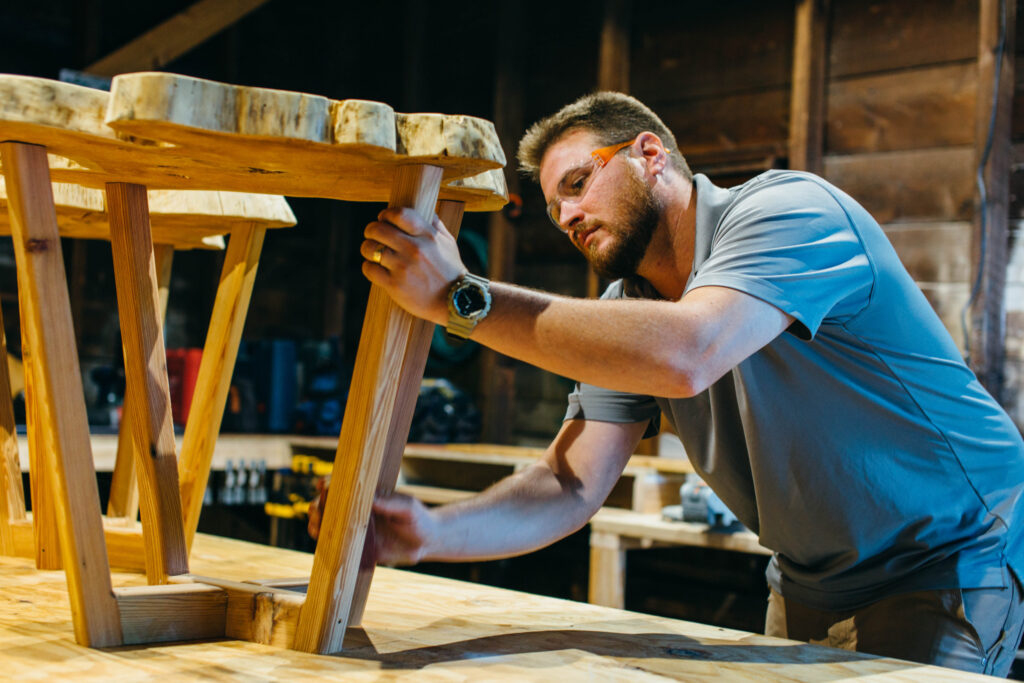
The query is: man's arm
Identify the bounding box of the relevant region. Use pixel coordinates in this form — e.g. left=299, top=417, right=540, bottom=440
left=362, top=208, right=794, bottom=398
left=369, top=418, right=648, bottom=565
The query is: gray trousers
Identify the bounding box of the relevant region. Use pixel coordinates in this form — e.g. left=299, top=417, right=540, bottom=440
left=764, top=565, right=1024, bottom=677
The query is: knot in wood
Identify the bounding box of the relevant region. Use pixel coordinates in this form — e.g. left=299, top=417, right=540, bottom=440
left=25, top=238, right=51, bottom=253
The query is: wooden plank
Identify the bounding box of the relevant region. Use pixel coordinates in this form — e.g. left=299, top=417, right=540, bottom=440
left=347, top=199, right=466, bottom=627
left=829, top=0, right=978, bottom=79
left=18, top=263, right=60, bottom=569
left=0, top=301, right=25, bottom=555
left=0, top=532, right=998, bottom=681
left=589, top=530, right=630, bottom=609
left=106, top=182, right=188, bottom=584
left=882, top=221, right=973, bottom=283
left=827, top=62, right=977, bottom=154
left=115, top=583, right=227, bottom=644
left=480, top=0, right=522, bottom=445
left=823, top=147, right=975, bottom=224
left=789, top=0, right=829, bottom=175
left=107, top=243, right=174, bottom=521
left=630, top=1, right=793, bottom=101
left=658, top=88, right=791, bottom=159
left=0, top=142, right=121, bottom=647
left=294, top=164, right=443, bottom=655
left=589, top=507, right=770, bottom=556
left=179, top=223, right=266, bottom=551
left=86, top=0, right=272, bottom=78
left=970, top=0, right=1016, bottom=400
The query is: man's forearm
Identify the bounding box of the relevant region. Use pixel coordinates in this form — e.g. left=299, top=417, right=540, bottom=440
left=422, top=461, right=598, bottom=562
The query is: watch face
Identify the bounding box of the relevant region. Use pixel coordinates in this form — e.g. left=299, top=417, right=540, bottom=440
left=453, top=284, right=486, bottom=317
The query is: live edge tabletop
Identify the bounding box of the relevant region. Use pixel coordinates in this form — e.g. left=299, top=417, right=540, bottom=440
left=0, top=535, right=993, bottom=681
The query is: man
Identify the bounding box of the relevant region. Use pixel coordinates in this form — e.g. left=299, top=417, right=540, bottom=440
left=320, top=92, right=1024, bottom=676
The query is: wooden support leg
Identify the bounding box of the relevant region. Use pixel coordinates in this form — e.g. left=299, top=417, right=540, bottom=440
left=347, top=198, right=465, bottom=626
left=589, top=530, right=629, bottom=609
left=294, top=164, right=443, bottom=654
left=18, top=266, right=61, bottom=569
left=108, top=243, right=174, bottom=521
left=1, top=142, right=121, bottom=647
left=178, top=223, right=265, bottom=551
left=0, top=304, right=26, bottom=555
left=106, top=183, right=187, bottom=584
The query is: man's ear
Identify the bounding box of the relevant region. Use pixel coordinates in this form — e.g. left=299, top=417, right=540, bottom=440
left=635, top=131, right=668, bottom=176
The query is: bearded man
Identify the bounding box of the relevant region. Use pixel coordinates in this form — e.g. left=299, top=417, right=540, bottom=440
left=323, top=92, right=1024, bottom=676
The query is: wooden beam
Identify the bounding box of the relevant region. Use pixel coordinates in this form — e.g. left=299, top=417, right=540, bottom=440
left=346, top=199, right=465, bottom=627
left=0, top=299, right=25, bottom=555
left=788, top=0, right=829, bottom=174
left=0, top=142, right=121, bottom=647
left=85, top=0, right=272, bottom=78
left=115, top=583, right=227, bottom=644
left=480, top=0, right=523, bottom=445
left=970, top=0, right=1016, bottom=399
left=294, top=164, right=443, bottom=655
left=590, top=0, right=633, bottom=299
left=179, top=223, right=266, bottom=551
left=107, top=243, right=174, bottom=521
left=106, top=182, right=188, bottom=584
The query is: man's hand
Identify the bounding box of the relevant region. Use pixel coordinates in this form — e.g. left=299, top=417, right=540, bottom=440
left=361, top=207, right=466, bottom=325
left=370, top=493, right=437, bottom=566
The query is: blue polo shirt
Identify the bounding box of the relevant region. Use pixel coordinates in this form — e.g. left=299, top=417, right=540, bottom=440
left=565, top=171, right=1024, bottom=610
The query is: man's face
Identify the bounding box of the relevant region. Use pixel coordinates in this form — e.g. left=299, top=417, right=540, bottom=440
left=539, top=130, right=661, bottom=279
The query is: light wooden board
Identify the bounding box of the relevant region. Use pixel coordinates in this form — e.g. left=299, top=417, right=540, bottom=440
left=0, top=73, right=507, bottom=211
left=0, top=177, right=296, bottom=249
left=0, top=533, right=995, bottom=681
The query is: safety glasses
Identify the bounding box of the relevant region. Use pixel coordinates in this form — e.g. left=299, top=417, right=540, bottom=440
left=546, top=136, right=637, bottom=231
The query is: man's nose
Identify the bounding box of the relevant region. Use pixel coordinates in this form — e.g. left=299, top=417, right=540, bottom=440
left=559, top=201, right=585, bottom=231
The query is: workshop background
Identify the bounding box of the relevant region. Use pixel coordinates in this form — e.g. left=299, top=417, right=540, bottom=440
left=1, top=0, right=1021, bottom=670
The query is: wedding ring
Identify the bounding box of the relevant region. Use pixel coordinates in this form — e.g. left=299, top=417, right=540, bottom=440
left=371, top=244, right=386, bottom=265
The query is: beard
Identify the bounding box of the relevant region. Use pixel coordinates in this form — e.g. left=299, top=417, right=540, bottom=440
left=579, top=166, right=661, bottom=280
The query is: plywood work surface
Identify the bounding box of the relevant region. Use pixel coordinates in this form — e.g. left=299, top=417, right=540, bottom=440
left=0, top=73, right=507, bottom=211
left=0, top=533, right=992, bottom=681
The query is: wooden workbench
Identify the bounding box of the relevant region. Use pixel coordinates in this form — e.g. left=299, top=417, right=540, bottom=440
left=0, top=534, right=992, bottom=681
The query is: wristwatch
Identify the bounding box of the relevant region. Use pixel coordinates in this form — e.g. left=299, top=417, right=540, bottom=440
left=446, top=273, right=492, bottom=340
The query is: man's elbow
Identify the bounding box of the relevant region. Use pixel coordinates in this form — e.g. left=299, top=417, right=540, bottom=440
left=659, top=357, right=714, bottom=398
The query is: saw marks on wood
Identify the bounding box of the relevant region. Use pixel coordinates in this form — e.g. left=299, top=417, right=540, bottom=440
left=0, top=73, right=507, bottom=210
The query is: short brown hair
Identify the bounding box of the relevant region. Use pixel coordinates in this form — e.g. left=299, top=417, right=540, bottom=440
left=517, top=91, right=692, bottom=182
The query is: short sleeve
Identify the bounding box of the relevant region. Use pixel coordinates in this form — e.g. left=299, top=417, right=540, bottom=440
left=564, top=382, right=661, bottom=437
left=689, top=173, right=874, bottom=340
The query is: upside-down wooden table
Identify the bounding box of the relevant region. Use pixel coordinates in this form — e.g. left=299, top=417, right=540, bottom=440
left=0, top=72, right=507, bottom=655
left=0, top=180, right=296, bottom=570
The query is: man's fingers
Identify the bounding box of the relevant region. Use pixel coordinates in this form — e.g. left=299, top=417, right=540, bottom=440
left=377, top=207, right=435, bottom=237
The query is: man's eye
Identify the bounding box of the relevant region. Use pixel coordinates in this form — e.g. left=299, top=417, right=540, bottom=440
left=565, top=172, right=589, bottom=196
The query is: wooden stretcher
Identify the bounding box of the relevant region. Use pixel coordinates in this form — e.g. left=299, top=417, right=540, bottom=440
left=0, top=71, right=506, bottom=654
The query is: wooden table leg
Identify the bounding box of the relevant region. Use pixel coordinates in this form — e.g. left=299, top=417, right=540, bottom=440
left=107, top=243, right=174, bottom=522
left=589, top=530, right=630, bottom=609
left=346, top=198, right=466, bottom=627
left=0, top=304, right=26, bottom=555
left=177, top=222, right=266, bottom=551
left=1, top=141, right=121, bottom=647
left=106, top=182, right=187, bottom=584
left=294, top=164, right=443, bottom=655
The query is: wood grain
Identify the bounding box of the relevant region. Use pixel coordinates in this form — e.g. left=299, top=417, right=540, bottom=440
left=179, top=223, right=266, bottom=551
left=107, top=243, right=174, bottom=521
left=0, top=533, right=995, bottom=681
left=347, top=199, right=466, bottom=626
left=106, top=182, right=188, bottom=584
left=294, top=164, right=443, bottom=654
left=0, top=300, right=25, bottom=555
left=788, top=0, right=828, bottom=175
left=115, top=583, right=227, bottom=644
left=0, top=142, right=121, bottom=647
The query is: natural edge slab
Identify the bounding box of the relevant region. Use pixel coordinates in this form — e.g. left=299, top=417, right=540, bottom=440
left=0, top=73, right=507, bottom=210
